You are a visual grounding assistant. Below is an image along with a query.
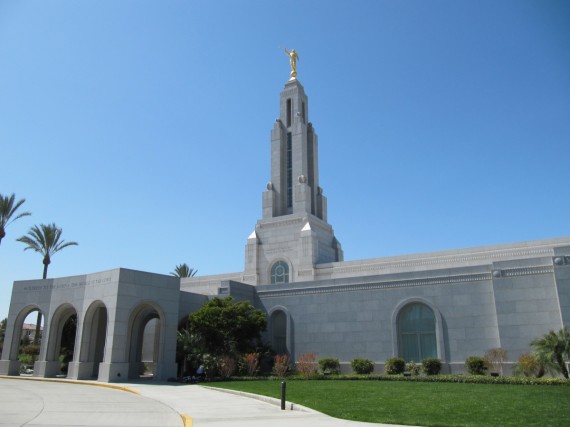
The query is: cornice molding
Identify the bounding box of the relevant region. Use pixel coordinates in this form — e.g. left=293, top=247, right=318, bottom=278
left=319, top=248, right=555, bottom=277
left=259, top=263, right=557, bottom=299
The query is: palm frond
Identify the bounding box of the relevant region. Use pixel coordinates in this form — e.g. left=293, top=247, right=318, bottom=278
left=17, top=222, right=78, bottom=278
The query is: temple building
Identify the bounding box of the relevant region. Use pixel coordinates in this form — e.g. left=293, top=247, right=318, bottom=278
left=2, top=70, right=569, bottom=381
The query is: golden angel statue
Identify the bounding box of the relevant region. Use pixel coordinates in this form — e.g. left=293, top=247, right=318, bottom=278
left=284, top=48, right=299, bottom=80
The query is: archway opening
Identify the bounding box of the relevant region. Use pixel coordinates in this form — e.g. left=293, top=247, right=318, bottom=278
left=17, top=310, right=44, bottom=374
left=140, top=318, right=158, bottom=378
left=79, top=302, right=108, bottom=378
left=58, top=314, right=77, bottom=376
left=128, top=304, right=161, bottom=380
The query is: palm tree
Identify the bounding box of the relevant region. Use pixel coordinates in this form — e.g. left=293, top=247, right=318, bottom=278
left=531, top=326, right=570, bottom=379
left=17, top=223, right=78, bottom=342
left=0, top=193, right=31, bottom=245
left=171, top=263, right=197, bottom=278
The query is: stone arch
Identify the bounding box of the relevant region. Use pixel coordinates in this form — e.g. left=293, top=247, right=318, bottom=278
left=76, top=300, right=108, bottom=379
left=4, top=304, right=44, bottom=362
left=44, top=303, right=79, bottom=377
left=126, top=301, right=165, bottom=379
left=391, top=297, right=445, bottom=361
left=268, top=305, right=292, bottom=356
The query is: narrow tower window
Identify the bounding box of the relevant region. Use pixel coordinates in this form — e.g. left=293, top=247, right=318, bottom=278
left=302, top=102, right=306, bottom=123
left=286, top=132, right=292, bottom=209
left=271, top=310, right=288, bottom=353
left=286, top=98, right=292, bottom=127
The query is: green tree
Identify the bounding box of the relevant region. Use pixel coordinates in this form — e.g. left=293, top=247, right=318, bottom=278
left=188, top=297, right=266, bottom=357
left=176, top=328, right=202, bottom=377
left=531, top=326, right=570, bottom=379
left=17, top=223, right=78, bottom=342
left=0, top=318, right=6, bottom=354
left=171, top=263, right=197, bottom=278
left=0, top=193, right=31, bottom=245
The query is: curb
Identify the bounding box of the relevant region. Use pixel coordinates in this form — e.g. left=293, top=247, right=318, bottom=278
left=0, top=375, right=140, bottom=394
left=200, top=385, right=320, bottom=414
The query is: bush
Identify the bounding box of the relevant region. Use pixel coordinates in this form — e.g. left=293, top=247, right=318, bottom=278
left=219, top=355, right=236, bottom=378
left=243, top=353, right=260, bottom=376
left=422, top=358, right=442, bottom=375
left=351, top=358, right=375, bottom=375
left=465, top=356, right=488, bottom=375
left=272, top=354, right=290, bottom=378
left=318, top=358, right=340, bottom=374
left=20, top=344, right=40, bottom=356
left=296, top=352, right=318, bottom=378
left=484, top=347, right=508, bottom=375
left=406, top=361, right=421, bottom=375
left=512, top=352, right=543, bottom=378
left=385, top=357, right=406, bottom=375
left=18, top=353, right=33, bottom=367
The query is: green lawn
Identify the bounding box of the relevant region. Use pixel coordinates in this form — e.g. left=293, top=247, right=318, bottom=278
left=208, top=380, right=570, bottom=426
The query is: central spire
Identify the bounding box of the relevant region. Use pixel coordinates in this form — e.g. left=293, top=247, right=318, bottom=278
left=243, top=77, right=343, bottom=285
left=262, top=79, right=327, bottom=220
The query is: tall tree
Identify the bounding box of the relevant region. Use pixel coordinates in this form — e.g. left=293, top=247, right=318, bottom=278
left=17, top=223, right=78, bottom=342
left=189, top=297, right=266, bottom=357
left=531, top=326, right=570, bottom=379
left=0, top=318, right=6, bottom=354
left=171, top=263, right=197, bottom=278
left=0, top=193, right=31, bottom=245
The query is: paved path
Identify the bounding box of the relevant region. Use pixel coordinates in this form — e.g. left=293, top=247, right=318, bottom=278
left=0, top=378, right=181, bottom=427
left=0, top=377, right=407, bottom=427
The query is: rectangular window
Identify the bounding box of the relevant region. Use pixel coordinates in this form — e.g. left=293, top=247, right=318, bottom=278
left=286, top=98, right=292, bottom=127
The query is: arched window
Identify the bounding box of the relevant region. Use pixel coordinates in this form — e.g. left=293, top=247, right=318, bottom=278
left=271, top=310, right=287, bottom=354
left=398, top=303, right=437, bottom=362
left=271, top=261, right=289, bottom=284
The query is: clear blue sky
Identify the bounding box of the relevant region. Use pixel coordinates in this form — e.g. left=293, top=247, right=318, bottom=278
left=1, top=0, right=569, bottom=320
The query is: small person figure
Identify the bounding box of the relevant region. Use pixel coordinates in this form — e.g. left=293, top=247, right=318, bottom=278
left=196, top=364, right=205, bottom=381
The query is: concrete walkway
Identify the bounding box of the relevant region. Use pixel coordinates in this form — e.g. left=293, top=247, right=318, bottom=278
left=0, top=378, right=181, bottom=427
left=0, top=377, right=407, bottom=427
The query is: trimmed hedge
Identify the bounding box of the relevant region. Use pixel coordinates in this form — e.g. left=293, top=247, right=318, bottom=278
left=422, top=358, right=442, bottom=375
left=351, top=358, right=375, bottom=375
left=216, top=374, right=570, bottom=386
left=318, top=357, right=341, bottom=374
left=465, top=356, right=488, bottom=375
left=385, top=357, right=406, bottom=375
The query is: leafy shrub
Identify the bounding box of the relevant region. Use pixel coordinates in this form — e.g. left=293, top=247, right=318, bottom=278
left=273, top=354, right=290, bottom=378
left=351, top=358, right=374, bottom=375
left=385, top=357, right=406, bottom=375
left=406, top=361, right=421, bottom=375
left=202, top=354, right=220, bottom=379
left=512, top=352, right=542, bottom=378
left=296, top=352, right=318, bottom=378
left=465, top=356, right=488, bottom=375
left=422, top=358, right=442, bottom=375
left=484, top=347, right=508, bottom=375
left=20, top=344, right=40, bottom=356
left=318, top=357, right=341, bottom=374
left=18, top=353, right=33, bottom=367
left=243, top=353, right=260, bottom=376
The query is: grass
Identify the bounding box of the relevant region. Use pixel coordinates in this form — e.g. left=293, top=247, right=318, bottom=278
left=208, top=379, right=570, bottom=426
